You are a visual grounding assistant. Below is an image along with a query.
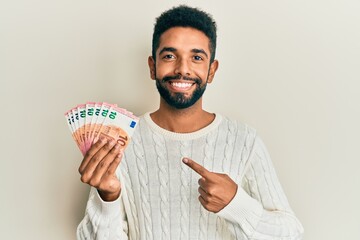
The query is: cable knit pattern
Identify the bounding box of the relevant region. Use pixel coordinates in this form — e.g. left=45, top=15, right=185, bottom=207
left=238, top=125, right=255, bottom=180
left=180, top=140, right=191, bottom=239
left=215, top=119, right=238, bottom=238
left=77, top=112, right=304, bottom=240
left=198, top=130, right=216, bottom=240
left=152, top=132, right=170, bottom=240
left=121, top=154, right=140, bottom=238
left=215, top=216, right=222, bottom=240
left=223, top=119, right=237, bottom=173
left=132, top=128, right=153, bottom=240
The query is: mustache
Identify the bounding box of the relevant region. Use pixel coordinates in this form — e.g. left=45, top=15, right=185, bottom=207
left=161, top=75, right=201, bottom=84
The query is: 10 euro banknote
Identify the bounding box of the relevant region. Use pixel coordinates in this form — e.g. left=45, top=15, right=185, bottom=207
left=65, top=102, right=139, bottom=155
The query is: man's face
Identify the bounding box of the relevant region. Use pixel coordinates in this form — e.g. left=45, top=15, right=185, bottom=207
left=148, top=27, right=218, bottom=109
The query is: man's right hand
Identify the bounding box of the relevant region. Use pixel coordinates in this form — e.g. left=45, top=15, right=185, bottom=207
left=78, top=137, right=123, bottom=202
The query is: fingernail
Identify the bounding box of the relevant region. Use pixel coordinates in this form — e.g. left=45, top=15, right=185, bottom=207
left=182, top=158, right=188, bottom=163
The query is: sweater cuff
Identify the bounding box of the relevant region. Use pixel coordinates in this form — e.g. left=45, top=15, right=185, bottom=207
left=216, top=187, right=263, bottom=227
left=93, top=189, right=122, bottom=218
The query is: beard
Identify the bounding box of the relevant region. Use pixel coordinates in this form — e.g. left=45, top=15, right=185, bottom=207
left=155, top=74, right=207, bottom=109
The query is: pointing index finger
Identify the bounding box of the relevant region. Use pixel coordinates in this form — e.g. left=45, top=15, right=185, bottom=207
left=182, top=158, right=210, bottom=178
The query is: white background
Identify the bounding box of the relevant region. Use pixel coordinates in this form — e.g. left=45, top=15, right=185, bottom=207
left=1, top=0, right=359, bottom=239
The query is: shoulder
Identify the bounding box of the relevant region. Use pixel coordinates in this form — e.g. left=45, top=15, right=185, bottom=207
left=218, top=115, right=257, bottom=142
left=216, top=115, right=262, bottom=161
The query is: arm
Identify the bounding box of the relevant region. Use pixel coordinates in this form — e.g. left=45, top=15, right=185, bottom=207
left=76, top=137, right=129, bottom=239
left=216, top=136, right=304, bottom=239
left=77, top=187, right=129, bottom=240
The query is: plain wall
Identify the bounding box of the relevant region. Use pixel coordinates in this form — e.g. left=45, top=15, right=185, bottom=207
left=1, top=0, right=359, bottom=239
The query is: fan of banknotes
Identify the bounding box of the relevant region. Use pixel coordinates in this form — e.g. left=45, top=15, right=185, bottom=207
left=64, top=102, right=139, bottom=156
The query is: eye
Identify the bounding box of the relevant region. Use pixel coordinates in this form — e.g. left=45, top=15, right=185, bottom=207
left=163, top=54, right=175, bottom=60
left=193, top=55, right=203, bottom=61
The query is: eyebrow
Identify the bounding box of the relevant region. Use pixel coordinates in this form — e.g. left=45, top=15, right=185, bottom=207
left=159, top=47, right=209, bottom=59
left=159, top=47, right=177, bottom=55
left=191, top=49, right=208, bottom=59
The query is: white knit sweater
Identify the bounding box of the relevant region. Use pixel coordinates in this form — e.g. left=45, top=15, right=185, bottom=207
left=77, top=113, right=304, bottom=239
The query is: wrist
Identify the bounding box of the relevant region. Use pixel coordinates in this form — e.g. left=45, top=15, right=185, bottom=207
left=98, top=189, right=121, bottom=202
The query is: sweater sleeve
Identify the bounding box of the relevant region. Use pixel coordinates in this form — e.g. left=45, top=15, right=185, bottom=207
left=216, top=135, right=304, bottom=239
left=76, top=187, right=129, bottom=240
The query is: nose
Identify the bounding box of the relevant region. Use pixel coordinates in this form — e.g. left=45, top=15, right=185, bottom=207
left=174, top=58, right=191, bottom=76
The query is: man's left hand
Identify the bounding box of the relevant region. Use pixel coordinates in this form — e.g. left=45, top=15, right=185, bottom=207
left=182, top=157, right=238, bottom=213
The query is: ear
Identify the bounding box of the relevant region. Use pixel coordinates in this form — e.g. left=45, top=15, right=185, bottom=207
left=207, top=60, right=219, bottom=83
left=148, top=56, right=156, bottom=80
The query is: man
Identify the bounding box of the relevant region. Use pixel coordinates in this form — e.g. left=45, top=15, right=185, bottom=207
left=77, top=5, right=304, bottom=240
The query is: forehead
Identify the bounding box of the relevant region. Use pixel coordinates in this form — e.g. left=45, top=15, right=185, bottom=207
left=157, top=27, right=210, bottom=55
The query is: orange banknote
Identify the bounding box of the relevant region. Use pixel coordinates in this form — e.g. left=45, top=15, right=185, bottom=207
left=65, top=102, right=138, bottom=155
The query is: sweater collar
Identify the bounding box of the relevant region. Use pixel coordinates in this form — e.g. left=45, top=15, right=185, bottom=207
left=142, top=112, right=223, bottom=141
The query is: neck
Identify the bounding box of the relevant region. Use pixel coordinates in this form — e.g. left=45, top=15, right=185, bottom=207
left=150, top=98, right=215, bottom=133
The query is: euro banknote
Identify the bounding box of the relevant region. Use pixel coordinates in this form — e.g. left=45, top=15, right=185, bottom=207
left=65, top=102, right=139, bottom=155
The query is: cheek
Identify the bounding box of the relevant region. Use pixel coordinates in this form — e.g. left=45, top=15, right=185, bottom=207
left=155, top=63, right=171, bottom=78
left=194, top=65, right=210, bottom=79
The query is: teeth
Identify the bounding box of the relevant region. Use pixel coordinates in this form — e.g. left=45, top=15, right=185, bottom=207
left=171, top=82, right=192, bottom=88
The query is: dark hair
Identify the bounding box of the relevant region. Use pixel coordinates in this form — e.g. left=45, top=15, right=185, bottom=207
left=152, top=5, right=217, bottom=62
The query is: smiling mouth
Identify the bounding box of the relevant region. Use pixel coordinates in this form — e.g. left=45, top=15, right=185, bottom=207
left=168, top=81, right=195, bottom=91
